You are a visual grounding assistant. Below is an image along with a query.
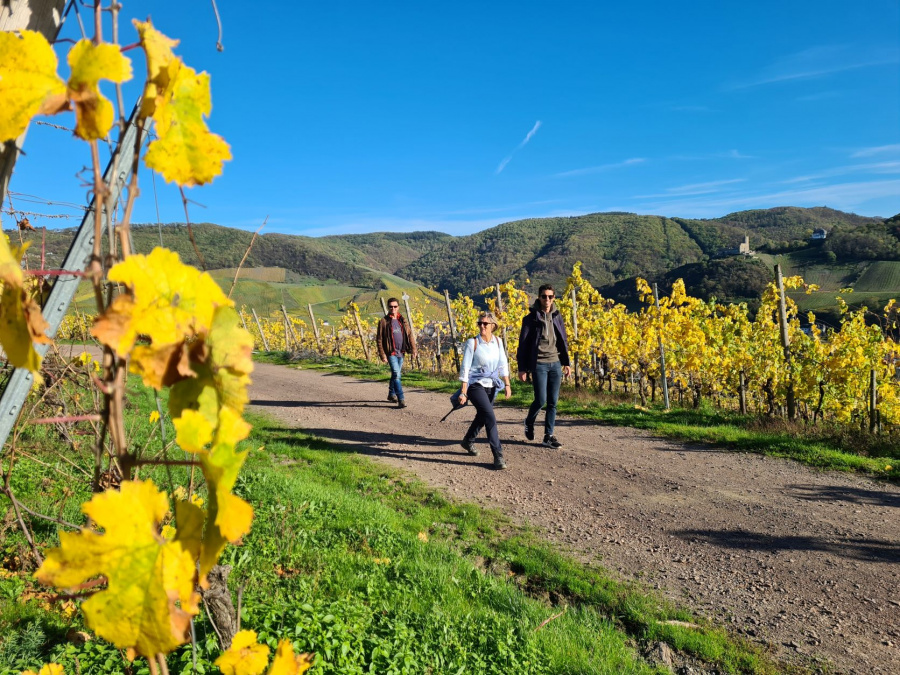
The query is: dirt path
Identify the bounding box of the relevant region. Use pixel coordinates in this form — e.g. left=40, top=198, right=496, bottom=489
left=247, top=362, right=899, bottom=674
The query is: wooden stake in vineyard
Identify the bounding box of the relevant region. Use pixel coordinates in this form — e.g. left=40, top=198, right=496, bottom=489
left=570, top=288, right=580, bottom=388
left=380, top=296, right=388, bottom=315
left=653, top=283, right=670, bottom=410
left=251, top=308, right=270, bottom=351
left=496, top=283, right=510, bottom=367
left=282, top=304, right=300, bottom=349
left=774, top=265, right=796, bottom=420
left=443, top=289, right=461, bottom=370
left=307, top=303, right=322, bottom=351
left=401, top=293, right=420, bottom=370
left=353, top=306, right=371, bottom=361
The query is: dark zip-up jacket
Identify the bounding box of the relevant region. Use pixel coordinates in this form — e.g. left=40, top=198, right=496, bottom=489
left=377, top=313, right=416, bottom=360
left=516, top=306, right=570, bottom=373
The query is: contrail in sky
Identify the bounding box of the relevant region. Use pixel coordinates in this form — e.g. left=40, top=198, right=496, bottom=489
left=496, top=121, right=542, bottom=174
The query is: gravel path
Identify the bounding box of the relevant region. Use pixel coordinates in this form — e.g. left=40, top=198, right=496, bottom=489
left=248, top=361, right=900, bottom=674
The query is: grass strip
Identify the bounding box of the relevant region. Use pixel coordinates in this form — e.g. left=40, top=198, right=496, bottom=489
left=265, top=353, right=897, bottom=479
left=1, top=376, right=785, bottom=674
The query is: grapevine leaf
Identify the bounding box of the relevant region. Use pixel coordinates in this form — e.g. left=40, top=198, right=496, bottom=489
left=173, top=409, right=214, bottom=454
left=22, top=665, right=65, bottom=675
left=0, top=30, right=67, bottom=142
left=215, top=630, right=270, bottom=675
left=130, top=341, right=195, bottom=390
left=144, top=65, right=231, bottom=186
left=36, top=481, right=199, bottom=659
left=198, top=406, right=253, bottom=584
left=92, top=248, right=231, bottom=384
left=268, top=640, right=314, bottom=675
left=0, top=236, right=49, bottom=371
left=173, top=499, right=205, bottom=561
left=66, top=40, right=132, bottom=140
left=132, top=19, right=180, bottom=119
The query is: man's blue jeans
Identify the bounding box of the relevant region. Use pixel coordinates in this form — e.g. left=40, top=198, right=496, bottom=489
left=525, top=361, right=562, bottom=435
left=388, top=354, right=404, bottom=400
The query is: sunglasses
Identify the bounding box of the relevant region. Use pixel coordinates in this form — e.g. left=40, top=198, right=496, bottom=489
left=388, top=305, right=399, bottom=308
left=477, top=321, right=492, bottom=326
left=540, top=294, right=554, bottom=299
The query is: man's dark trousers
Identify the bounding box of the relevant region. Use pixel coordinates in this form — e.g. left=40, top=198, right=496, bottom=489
left=525, top=361, right=562, bottom=434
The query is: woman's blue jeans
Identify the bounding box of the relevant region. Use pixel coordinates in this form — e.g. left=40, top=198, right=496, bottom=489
left=525, top=361, right=562, bottom=435
left=388, top=354, right=404, bottom=400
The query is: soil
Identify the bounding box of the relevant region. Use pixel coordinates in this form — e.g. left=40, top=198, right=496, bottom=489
left=247, top=361, right=900, bottom=674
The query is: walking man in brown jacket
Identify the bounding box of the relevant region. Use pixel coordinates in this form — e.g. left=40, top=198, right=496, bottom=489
left=376, top=298, right=417, bottom=408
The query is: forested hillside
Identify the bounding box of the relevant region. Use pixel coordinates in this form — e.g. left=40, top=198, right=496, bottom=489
left=10, top=207, right=893, bottom=304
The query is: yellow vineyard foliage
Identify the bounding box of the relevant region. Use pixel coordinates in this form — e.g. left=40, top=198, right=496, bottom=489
left=65, top=39, right=132, bottom=140
left=0, top=30, right=66, bottom=141
left=36, top=481, right=200, bottom=659
left=215, top=630, right=271, bottom=675
left=0, top=236, right=49, bottom=371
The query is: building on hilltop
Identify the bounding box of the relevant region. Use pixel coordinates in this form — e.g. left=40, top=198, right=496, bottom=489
left=810, top=228, right=828, bottom=240
left=718, top=235, right=754, bottom=257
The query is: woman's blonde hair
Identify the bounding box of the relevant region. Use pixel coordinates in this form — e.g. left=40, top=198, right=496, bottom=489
left=479, top=311, right=500, bottom=329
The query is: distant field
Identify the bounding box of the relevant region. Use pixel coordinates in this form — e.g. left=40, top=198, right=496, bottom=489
left=755, top=252, right=859, bottom=291
left=210, top=267, right=287, bottom=283
left=854, top=261, right=900, bottom=293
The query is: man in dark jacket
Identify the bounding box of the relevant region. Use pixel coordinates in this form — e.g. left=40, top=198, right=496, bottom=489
left=376, top=297, right=417, bottom=408
left=516, top=284, right=570, bottom=447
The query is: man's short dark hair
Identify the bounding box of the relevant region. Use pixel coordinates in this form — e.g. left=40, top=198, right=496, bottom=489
left=538, top=284, right=554, bottom=296
left=387, top=297, right=400, bottom=307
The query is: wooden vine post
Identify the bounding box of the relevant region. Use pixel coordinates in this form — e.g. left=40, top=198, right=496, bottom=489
left=443, top=289, right=461, bottom=371
left=281, top=305, right=300, bottom=350
left=496, top=283, right=510, bottom=366
left=380, top=297, right=388, bottom=315
left=653, top=283, right=670, bottom=410
left=307, top=303, right=321, bottom=351
left=870, top=368, right=879, bottom=433
left=353, top=306, right=371, bottom=361
left=251, top=308, right=270, bottom=351
left=774, top=265, right=796, bottom=420
left=570, top=288, right=580, bottom=388
left=401, top=293, right=420, bottom=370
left=333, top=325, right=341, bottom=357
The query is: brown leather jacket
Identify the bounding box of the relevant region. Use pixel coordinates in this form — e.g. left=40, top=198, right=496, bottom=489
left=376, top=313, right=416, bottom=360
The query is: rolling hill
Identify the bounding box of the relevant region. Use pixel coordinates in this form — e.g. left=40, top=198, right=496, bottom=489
left=10, top=206, right=898, bottom=322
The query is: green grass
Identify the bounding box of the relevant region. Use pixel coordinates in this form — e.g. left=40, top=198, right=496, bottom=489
left=0, top=376, right=785, bottom=674
left=279, top=356, right=898, bottom=480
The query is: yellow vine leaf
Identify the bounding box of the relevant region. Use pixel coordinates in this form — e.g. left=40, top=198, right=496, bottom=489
left=132, top=19, right=180, bottom=119
left=92, top=248, right=230, bottom=384
left=268, top=640, right=314, bottom=675
left=36, top=481, right=199, bottom=659
left=0, top=30, right=67, bottom=142
left=215, top=630, right=271, bottom=675
left=66, top=39, right=132, bottom=140
left=197, top=406, right=253, bottom=584
left=0, top=236, right=49, bottom=371
left=22, top=665, right=65, bottom=675
left=145, top=65, right=232, bottom=186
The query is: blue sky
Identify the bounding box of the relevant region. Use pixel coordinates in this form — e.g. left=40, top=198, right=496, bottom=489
left=6, top=0, right=900, bottom=237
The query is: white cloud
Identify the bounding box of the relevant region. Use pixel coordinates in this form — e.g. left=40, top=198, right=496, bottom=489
left=636, top=179, right=746, bottom=198
left=495, top=120, right=542, bottom=174
left=852, top=144, right=900, bottom=158
left=729, top=44, right=900, bottom=90
left=630, top=179, right=900, bottom=218
left=555, top=157, right=645, bottom=178
left=781, top=161, right=900, bottom=184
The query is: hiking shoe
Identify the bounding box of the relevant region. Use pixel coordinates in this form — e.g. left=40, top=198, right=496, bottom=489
left=397, top=399, right=407, bottom=409
left=542, top=434, right=562, bottom=449
left=460, top=439, right=478, bottom=456
left=387, top=394, right=398, bottom=403
left=524, top=422, right=534, bottom=441
left=493, top=456, right=507, bottom=470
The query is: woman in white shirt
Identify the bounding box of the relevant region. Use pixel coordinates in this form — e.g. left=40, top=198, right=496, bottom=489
left=458, top=312, right=512, bottom=469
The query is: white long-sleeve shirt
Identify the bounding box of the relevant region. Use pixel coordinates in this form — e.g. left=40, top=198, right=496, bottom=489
left=459, top=336, right=509, bottom=388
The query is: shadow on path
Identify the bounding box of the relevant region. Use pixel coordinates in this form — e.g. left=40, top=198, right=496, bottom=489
left=789, top=484, right=900, bottom=509
left=672, top=528, right=899, bottom=563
